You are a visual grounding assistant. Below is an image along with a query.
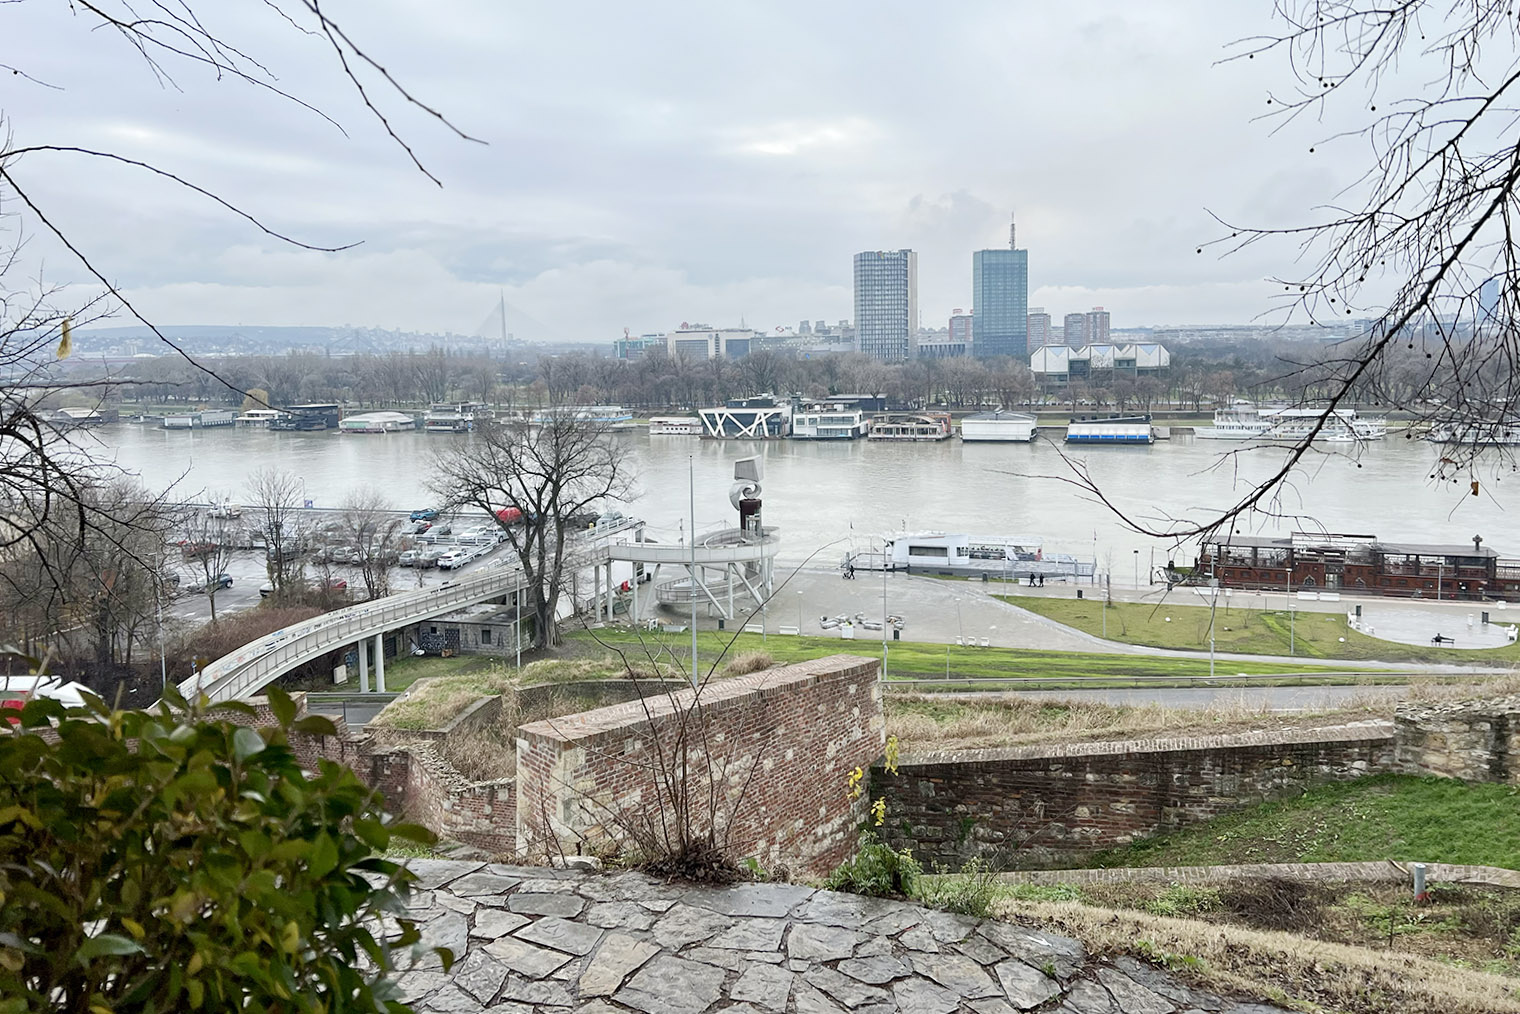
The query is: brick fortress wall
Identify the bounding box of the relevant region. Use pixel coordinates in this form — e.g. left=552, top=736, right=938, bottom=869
left=516, top=654, right=885, bottom=876
left=875, top=723, right=1395, bottom=869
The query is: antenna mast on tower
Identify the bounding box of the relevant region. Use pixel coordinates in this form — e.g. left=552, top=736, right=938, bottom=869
left=1009, top=212, right=1017, bottom=250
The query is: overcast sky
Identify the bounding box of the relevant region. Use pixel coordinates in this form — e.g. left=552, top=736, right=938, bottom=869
left=3, top=1, right=1374, bottom=341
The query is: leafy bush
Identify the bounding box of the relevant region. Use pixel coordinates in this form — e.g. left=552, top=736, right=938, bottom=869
left=825, top=833, right=922, bottom=898
left=0, top=687, right=439, bottom=1012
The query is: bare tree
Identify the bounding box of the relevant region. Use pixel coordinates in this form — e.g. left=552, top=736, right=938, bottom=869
left=247, top=468, right=305, bottom=596
left=428, top=414, right=636, bottom=648
left=342, top=488, right=403, bottom=601
left=1156, top=1, right=1520, bottom=537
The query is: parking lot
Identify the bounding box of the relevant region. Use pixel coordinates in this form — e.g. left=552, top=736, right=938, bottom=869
left=166, top=514, right=514, bottom=627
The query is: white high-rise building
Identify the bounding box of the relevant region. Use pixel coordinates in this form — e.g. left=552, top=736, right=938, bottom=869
left=853, top=250, right=918, bottom=362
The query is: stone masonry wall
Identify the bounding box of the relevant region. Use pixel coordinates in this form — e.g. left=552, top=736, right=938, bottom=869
left=875, top=723, right=1395, bottom=869
left=1395, top=695, right=1520, bottom=783
left=515, top=654, right=884, bottom=876
left=243, top=693, right=519, bottom=854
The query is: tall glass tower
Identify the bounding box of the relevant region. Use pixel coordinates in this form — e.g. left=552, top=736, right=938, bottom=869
left=972, top=217, right=1028, bottom=359
left=853, top=250, right=918, bottom=362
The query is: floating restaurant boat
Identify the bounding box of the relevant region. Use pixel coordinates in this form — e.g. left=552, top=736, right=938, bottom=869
left=163, top=409, right=235, bottom=429
left=867, top=412, right=952, bottom=441
left=648, top=416, right=703, bottom=435
left=697, top=397, right=791, bottom=439
left=843, top=531, right=1092, bottom=580
left=423, top=402, right=487, bottom=433
left=1065, top=414, right=1154, bottom=444
left=338, top=410, right=419, bottom=433
left=790, top=405, right=869, bottom=440
left=530, top=405, right=635, bottom=430
left=270, top=403, right=341, bottom=431
left=235, top=408, right=289, bottom=428
left=960, top=410, right=1038, bottom=442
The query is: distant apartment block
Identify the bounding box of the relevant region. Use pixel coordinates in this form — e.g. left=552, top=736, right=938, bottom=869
left=854, top=250, right=918, bottom=362
left=1030, top=342, right=1171, bottom=388
left=1063, top=312, right=1089, bottom=348
left=949, top=308, right=973, bottom=346
left=1086, top=306, right=1111, bottom=345
left=1027, top=308, right=1052, bottom=348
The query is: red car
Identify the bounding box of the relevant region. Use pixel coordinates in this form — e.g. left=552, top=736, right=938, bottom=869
left=494, top=507, right=523, bottom=525
left=321, top=578, right=348, bottom=592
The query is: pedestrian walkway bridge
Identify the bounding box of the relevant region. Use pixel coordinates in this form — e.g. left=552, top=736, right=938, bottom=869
left=183, top=516, right=782, bottom=704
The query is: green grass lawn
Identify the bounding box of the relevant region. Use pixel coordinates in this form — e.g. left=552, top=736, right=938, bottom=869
left=1001, top=594, right=1520, bottom=666
left=566, top=628, right=1368, bottom=685
left=1084, top=774, right=1520, bottom=870
left=367, top=653, right=501, bottom=694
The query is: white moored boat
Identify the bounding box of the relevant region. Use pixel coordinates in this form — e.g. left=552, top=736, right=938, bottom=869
left=842, top=532, right=1093, bottom=580
left=1196, top=402, right=1385, bottom=442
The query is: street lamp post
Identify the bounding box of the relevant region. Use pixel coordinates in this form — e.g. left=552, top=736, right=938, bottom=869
left=955, top=597, right=963, bottom=643
left=1133, top=549, right=1139, bottom=590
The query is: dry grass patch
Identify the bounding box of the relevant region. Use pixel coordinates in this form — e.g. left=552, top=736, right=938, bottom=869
left=370, top=666, right=519, bottom=731
left=886, top=675, right=1520, bottom=755
left=996, top=898, right=1520, bottom=1014
left=722, top=651, right=775, bottom=677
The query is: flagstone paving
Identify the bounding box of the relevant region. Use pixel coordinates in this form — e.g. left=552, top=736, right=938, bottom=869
left=390, top=860, right=1288, bottom=1013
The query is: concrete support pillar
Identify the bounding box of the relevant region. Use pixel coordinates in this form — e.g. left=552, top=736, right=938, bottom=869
left=631, top=566, right=639, bottom=622
left=358, top=642, right=370, bottom=694
left=374, top=633, right=386, bottom=693
left=727, top=566, right=734, bottom=621
left=605, top=562, right=614, bottom=621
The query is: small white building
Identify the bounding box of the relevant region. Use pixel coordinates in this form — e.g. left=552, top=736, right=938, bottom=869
left=649, top=416, right=703, bottom=435
left=960, top=410, right=1038, bottom=442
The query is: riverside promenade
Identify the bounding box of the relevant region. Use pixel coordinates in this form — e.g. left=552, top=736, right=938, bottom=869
left=390, top=859, right=1288, bottom=1013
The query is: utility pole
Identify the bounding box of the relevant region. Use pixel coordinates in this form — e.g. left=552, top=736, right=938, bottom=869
left=688, top=455, right=699, bottom=689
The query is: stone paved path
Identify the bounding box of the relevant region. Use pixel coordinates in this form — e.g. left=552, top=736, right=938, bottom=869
left=390, top=860, right=1288, bottom=1013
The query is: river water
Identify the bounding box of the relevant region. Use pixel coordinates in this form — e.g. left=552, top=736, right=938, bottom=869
left=87, top=424, right=1514, bottom=580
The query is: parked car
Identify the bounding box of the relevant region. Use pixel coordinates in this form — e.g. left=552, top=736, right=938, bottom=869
left=259, top=581, right=274, bottom=598
left=418, top=547, right=445, bottom=569
left=437, top=549, right=471, bottom=570
left=409, top=507, right=439, bottom=521
left=409, top=520, right=432, bottom=535
left=208, top=501, right=242, bottom=519
left=189, top=573, right=233, bottom=594
left=398, top=549, right=421, bottom=567
left=320, top=577, right=348, bottom=592
left=493, top=506, right=523, bottom=525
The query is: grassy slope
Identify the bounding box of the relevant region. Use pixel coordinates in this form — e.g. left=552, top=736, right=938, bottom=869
left=1085, top=774, right=1520, bottom=870
left=566, top=629, right=1361, bottom=683
left=1002, top=594, right=1520, bottom=666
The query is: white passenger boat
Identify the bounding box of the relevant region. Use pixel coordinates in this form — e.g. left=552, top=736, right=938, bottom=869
left=842, top=532, right=1092, bottom=580
left=1196, top=402, right=1385, bottom=441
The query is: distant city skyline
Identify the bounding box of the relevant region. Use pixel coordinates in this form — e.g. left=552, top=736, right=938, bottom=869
left=8, top=3, right=1381, bottom=341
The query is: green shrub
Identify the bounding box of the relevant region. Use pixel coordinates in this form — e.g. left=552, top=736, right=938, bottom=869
left=916, top=857, right=1003, bottom=916
left=1144, top=884, right=1223, bottom=917
left=0, top=687, right=440, bottom=1012
left=825, top=833, right=922, bottom=898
